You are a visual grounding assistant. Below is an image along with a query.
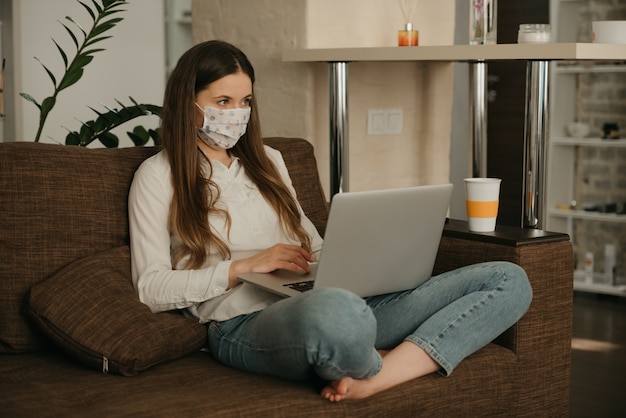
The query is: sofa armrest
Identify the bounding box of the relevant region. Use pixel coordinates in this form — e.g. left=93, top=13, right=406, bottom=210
left=434, top=219, right=573, bottom=417
left=259, top=138, right=573, bottom=413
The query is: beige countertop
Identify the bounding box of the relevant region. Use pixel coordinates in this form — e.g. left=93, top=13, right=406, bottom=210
left=283, top=43, right=626, bottom=62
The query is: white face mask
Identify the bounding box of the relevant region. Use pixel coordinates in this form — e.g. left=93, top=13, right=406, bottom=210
left=196, top=104, right=251, bottom=149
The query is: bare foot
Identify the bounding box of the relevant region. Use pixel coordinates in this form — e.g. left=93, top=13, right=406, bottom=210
left=321, top=377, right=369, bottom=402
left=320, top=342, right=440, bottom=402
left=320, top=350, right=390, bottom=402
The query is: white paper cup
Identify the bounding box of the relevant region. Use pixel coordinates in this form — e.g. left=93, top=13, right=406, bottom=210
left=464, top=178, right=501, bottom=232
left=592, top=21, right=626, bottom=44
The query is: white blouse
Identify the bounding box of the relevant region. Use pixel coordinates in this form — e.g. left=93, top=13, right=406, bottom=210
left=128, top=145, right=324, bottom=323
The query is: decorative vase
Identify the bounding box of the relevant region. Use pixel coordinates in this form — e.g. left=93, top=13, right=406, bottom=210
left=470, top=0, right=497, bottom=45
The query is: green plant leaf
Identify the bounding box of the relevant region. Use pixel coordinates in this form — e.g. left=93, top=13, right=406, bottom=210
left=78, top=0, right=96, bottom=21
left=53, top=40, right=69, bottom=69
left=93, top=116, right=108, bottom=133
left=64, top=99, right=161, bottom=147
left=99, top=102, right=118, bottom=114
left=81, top=48, right=105, bottom=56
left=69, top=54, right=94, bottom=72
left=87, top=105, right=104, bottom=116
left=89, top=17, right=123, bottom=38
left=114, top=98, right=129, bottom=110
left=128, top=128, right=148, bottom=147
left=100, top=7, right=126, bottom=19
left=98, top=132, right=119, bottom=148
left=19, top=93, right=42, bottom=110
left=41, top=96, right=57, bottom=115
left=66, top=16, right=87, bottom=39
left=22, top=0, right=138, bottom=143
left=90, top=0, right=103, bottom=14
left=84, top=35, right=112, bottom=47
left=149, top=128, right=161, bottom=145
left=127, top=132, right=143, bottom=146
left=142, top=105, right=162, bottom=117
left=59, top=22, right=79, bottom=49
left=34, top=58, right=57, bottom=87
left=65, top=130, right=82, bottom=146
left=129, top=125, right=161, bottom=147
left=102, top=0, right=126, bottom=12
left=132, top=125, right=148, bottom=136
left=57, top=67, right=84, bottom=91
left=79, top=120, right=96, bottom=138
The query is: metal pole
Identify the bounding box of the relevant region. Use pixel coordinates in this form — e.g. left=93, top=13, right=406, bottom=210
left=469, top=61, right=488, bottom=178
left=328, top=62, right=349, bottom=197
left=522, top=60, right=550, bottom=229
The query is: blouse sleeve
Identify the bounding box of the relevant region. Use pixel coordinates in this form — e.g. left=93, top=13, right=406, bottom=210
left=128, top=153, right=231, bottom=313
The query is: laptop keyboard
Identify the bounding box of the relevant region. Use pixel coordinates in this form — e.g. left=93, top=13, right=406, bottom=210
left=283, top=280, right=314, bottom=292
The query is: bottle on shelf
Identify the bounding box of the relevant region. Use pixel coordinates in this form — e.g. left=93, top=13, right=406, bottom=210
left=584, top=251, right=594, bottom=284
left=604, top=244, right=616, bottom=286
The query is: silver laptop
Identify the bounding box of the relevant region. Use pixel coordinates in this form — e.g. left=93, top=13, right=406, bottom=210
left=238, top=184, right=453, bottom=298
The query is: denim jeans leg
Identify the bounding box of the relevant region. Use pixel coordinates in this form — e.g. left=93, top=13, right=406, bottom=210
left=367, top=261, right=532, bottom=375
left=207, top=287, right=382, bottom=381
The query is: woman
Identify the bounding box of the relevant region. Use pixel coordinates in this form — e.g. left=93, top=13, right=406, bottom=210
left=129, top=40, right=532, bottom=402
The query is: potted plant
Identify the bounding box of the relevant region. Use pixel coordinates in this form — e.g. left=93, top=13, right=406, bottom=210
left=20, top=0, right=161, bottom=147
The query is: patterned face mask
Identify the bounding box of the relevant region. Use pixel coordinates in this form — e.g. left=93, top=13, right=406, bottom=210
left=195, top=104, right=251, bottom=149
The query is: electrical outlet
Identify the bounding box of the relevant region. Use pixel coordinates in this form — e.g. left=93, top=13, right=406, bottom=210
left=367, top=108, right=403, bottom=135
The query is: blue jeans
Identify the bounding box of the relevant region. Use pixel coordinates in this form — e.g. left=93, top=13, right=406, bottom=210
left=207, top=261, right=532, bottom=380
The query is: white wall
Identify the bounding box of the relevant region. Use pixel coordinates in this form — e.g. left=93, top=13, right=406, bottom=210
left=191, top=0, right=312, bottom=142
left=306, top=0, right=455, bottom=192
left=192, top=0, right=459, bottom=198
left=306, top=0, right=454, bottom=47
left=12, top=0, right=166, bottom=146
left=4, top=0, right=470, bottom=213
left=165, top=0, right=192, bottom=74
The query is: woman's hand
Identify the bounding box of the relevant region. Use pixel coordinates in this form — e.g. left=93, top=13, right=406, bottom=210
left=227, top=244, right=314, bottom=289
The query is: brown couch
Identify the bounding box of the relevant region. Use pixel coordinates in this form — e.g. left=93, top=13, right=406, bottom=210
left=0, top=137, right=573, bottom=417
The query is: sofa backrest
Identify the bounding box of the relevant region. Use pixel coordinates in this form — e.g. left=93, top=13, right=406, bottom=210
left=263, top=137, right=328, bottom=237
left=0, top=143, right=159, bottom=352
left=0, top=138, right=328, bottom=353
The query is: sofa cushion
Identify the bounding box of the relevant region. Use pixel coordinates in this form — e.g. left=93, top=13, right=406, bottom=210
left=0, top=343, right=518, bottom=417
left=0, top=142, right=160, bottom=353
left=25, top=246, right=207, bottom=376
left=0, top=140, right=326, bottom=354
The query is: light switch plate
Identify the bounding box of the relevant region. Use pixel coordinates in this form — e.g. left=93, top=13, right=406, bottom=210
left=367, top=108, right=403, bottom=135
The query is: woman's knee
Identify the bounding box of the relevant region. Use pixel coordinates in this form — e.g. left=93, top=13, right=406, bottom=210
left=295, top=288, right=377, bottom=346
left=494, top=261, right=533, bottom=311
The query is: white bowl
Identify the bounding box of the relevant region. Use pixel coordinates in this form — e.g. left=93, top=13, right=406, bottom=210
left=566, top=122, right=590, bottom=138
left=592, top=21, right=626, bottom=44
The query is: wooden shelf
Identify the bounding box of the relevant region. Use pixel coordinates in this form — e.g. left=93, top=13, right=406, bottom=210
left=551, top=137, right=626, bottom=147
left=547, top=1, right=626, bottom=298
left=549, top=209, right=626, bottom=223
left=443, top=218, right=570, bottom=247
left=574, top=271, right=626, bottom=296
left=283, top=43, right=626, bottom=63
left=554, top=63, right=626, bottom=73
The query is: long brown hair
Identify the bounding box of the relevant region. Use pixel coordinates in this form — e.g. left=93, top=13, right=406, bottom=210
left=162, top=40, right=311, bottom=269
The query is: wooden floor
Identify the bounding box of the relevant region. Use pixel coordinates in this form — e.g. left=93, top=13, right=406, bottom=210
left=570, top=292, right=626, bottom=417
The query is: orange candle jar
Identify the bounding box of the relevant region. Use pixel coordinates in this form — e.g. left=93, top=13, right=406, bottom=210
left=398, top=23, right=419, bottom=46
